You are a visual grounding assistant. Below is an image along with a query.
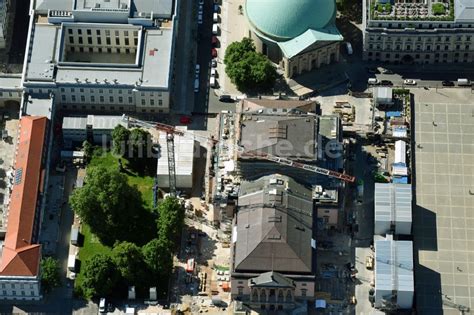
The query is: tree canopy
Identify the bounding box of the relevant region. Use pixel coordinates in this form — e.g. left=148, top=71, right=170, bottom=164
left=81, top=254, right=120, bottom=299
left=224, top=37, right=277, bottom=92
left=112, top=242, right=148, bottom=285
left=129, top=128, right=152, bottom=159
left=40, top=257, right=61, bottom=293
left=156, top=197, right=184, bottom=249
left=142, top=238, right=173, bottom=279
left=69, top=165, right=155, bottom=246
left=111, top=125, right=131, bottom=155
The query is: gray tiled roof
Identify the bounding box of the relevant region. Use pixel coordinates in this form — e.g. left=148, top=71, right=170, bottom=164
left=234, top=174, right=313, bottom=274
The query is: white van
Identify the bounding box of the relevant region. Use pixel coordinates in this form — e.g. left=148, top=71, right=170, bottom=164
left=210, top=76, right=217, bottom=88
left=346, top=42, right=353, bottom=55
left=368, top=78, right=379, bottom=85
left=213, top=13, right=219, bottom=22
left=99, top=298, right=106, bottom=313
left=212, top=24, right=219, bottom=35
left=457, top=78, right=471, bottom=86
left=194, top=79, right=199, bottom=93
left=67, top=255, right=76, bottom=272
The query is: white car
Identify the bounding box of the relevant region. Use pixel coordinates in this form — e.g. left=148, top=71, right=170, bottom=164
left=404, top=79, right=416, bottom=85
left=198, top=4, right=203, bottom=15
left=211, top=68, right=217, bottom=77
left=195, top=64, right=200, bottom=74
left=197, top=13, right=203, bottom=24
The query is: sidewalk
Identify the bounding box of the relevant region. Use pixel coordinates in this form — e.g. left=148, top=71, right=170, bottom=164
left=216, top=0, right=249, bottom=96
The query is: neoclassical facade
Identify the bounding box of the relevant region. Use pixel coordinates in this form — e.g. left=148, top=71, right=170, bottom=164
left=245, top=0, right=343, bottom=78
left=363, top=0, right=474, bottom=64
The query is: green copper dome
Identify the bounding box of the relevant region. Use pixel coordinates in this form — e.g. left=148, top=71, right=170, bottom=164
left=245, top=0, right=337, bottom=41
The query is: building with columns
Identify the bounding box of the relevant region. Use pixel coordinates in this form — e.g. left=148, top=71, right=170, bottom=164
left=21, top=0, right=177, bottom=114
left=363, top=0, right=474, bottom=64
left=231, top=174, right=315, bottom=312
left=244, top=0, right=343, bottom=79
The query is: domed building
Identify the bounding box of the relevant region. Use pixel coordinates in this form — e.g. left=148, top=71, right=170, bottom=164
left=245, top=0, right=343, bottom=78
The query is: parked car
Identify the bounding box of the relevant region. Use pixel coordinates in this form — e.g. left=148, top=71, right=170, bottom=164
left=219, top=94, right=233, bottom=102
left=195, top=64, right=200, bottom=74
left=99, top=298, right=107, bottom=314
left=211, top=59, right=217, bottom=67
left=367, top=67, right=379, bottom=74
left=367, top=78, right=379, bottom=85
left=210, top=76, right=217, bottom=88
left=442, top=80, right=454, bottom=87
left=211, top=48, right=217, bottom=58
left=198, top=4, right=203, bottom=14
left=212, top=36, right=219, bottom=47
left=197, top=13, right=203, bottom=24
left=403, top=79, right=416, bottom=85
left=199, top=0, right=204, bottom=4
left=180, top=116, right=192, bottom=124
left=380, top=80, right=393, bottom=86
left=211, top=68, right=217, bottom=77
left=213, top=4, right=220, bottom=12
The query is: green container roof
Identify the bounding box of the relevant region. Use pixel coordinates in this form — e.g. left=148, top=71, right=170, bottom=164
left=246, top=0, right=337, bottom=41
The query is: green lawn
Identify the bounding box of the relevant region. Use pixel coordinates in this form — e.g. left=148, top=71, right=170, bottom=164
left=75, top=150, right=155, bottom=292
left=88, top=150, right=155, bottom=210
left=75, top=224, right=112, bottom=290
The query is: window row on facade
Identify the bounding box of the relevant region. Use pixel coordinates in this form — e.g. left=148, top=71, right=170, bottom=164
left=68, top=35, right=138, bottom=47
left=368, top=35, right=472, bottom=43
left=366, top=51, right=473, bottom=62
left=61, top=103, right=166, bottom=113
left=368, top=43, right=471, bottom=51
left=370, top=22, right=474, bottom=29
left=67, top=28, right=138, bottom=38
left=60, top=94, right=164, bottom=106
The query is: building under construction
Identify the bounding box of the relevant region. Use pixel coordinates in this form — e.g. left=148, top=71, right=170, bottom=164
left=156, top=126, right=197, bottom=190
left=235, top=101, right=344, bottom=186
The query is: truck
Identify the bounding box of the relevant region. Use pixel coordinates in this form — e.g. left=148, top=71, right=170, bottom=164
left=70, top=227, right=79, bottom=246
left=67, top=254, right=77, bottom=272
left=457, top=78, right=471, bottom=86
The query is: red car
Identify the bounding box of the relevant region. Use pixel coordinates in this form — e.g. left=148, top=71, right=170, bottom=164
left=212, top=36, right=219, bottom=47
left=211, top=48, right=218, bottom=58
left=179, top=116, right=192, bottom=124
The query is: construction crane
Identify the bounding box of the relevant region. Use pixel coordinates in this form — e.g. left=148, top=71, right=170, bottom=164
left=122, top=116, right=355, bottom=196
left=123, top=116, right=185, bottom=197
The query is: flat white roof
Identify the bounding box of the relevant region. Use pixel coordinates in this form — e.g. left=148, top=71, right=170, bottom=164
left=26, top=24, right=59, bottom=81
left=375, top=238, right=414, bottom=293
left=63, top=116, right=87, bottom=130
left=87, top=115, right=126, bottom=129
left=157, top=127, right=195, bottom=177
left=375, top=183, right=412, bottom=225
left=0, top=76, right=22, bottom=90
left=26, top=22, right=173, bottom=88
left=141, top=28, right=173, bottom=88
left=375, top=87, right=393, bottom=100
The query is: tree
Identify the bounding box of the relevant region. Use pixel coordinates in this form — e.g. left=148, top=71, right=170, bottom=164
left=82, top=140, right=94, bottom=164
left=111, top=125, right=131, bottom=155
left=69, top=165, right=153, bottom=246
left=40, top=257, right=61, bottom=293
left=129, top=128, right=152, bottom=159
left=81, top=254, right=120, bottom=299
left=224, top=38, right=277, bottom=92
left=156, top=197, right=184, bottom=248
left=113, top=242, right=148, bottom=285
left=142, top=238, right=173, bottom=279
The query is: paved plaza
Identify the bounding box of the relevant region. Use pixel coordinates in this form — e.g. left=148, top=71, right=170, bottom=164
left=413, top=98, right=474, bottom=315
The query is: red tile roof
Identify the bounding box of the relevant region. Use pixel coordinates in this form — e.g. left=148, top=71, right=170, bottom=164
left=0, top=116, right=47, bottom=277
